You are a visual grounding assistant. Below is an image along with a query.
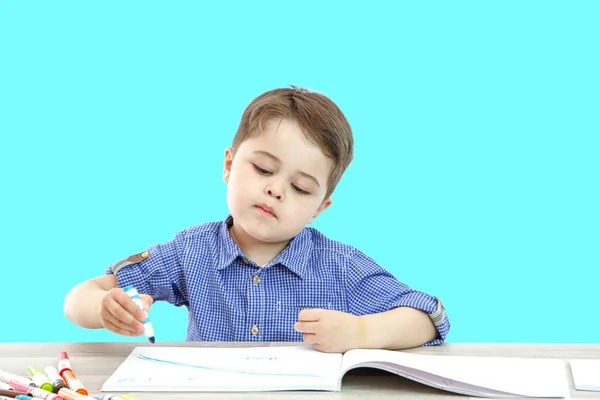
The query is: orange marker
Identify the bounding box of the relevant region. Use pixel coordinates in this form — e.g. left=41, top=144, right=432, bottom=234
left=58, top=387, right=90, bottom=400
left=57, top=352, right=88, bottom=396
left=60, top=370, right=88, bottom=396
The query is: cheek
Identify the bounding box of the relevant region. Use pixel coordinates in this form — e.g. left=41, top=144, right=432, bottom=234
left=230, top=166, right=255, bottom=196
left=288, top=197, right=321, bottom=219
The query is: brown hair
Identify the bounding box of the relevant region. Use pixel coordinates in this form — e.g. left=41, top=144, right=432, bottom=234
left=231, top=86, right=354, bottom=200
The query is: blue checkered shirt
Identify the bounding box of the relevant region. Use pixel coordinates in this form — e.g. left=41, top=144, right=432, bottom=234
left=105, top=215, right=450, bottom=346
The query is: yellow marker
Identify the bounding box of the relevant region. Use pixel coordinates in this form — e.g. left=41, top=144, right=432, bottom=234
left=120, top=395, right=140, bottom=400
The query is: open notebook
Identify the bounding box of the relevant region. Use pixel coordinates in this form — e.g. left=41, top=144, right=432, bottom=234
left=102, top=345, right=569, bottom=398
left=569, top=359, right=600, bottom=391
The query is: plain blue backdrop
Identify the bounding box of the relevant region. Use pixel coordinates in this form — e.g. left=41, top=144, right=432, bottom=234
left=0, top=1, right=598, bottom=344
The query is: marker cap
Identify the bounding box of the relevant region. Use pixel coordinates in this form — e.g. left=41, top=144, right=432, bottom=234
left=58, top=352, right=73, bottom=375
left=60, top=370, right=88, bottom=396
left=58, top=386, right=89, bottom=399
left=27, top=366, right=53, bottom=392
left=41, top=382, right=54, bottom=392
left=27, top=365, right=43, bottom=377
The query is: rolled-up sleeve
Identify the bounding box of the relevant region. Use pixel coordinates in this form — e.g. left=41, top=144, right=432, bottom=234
left=345, top=249, right=450, bottom=346
left=104, top=230, right=188, bottom=307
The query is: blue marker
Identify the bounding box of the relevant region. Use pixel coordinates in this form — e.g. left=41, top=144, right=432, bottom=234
left=124, top=285, right=155, bottom=343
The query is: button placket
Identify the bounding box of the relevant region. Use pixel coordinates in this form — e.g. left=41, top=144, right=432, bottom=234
left=246, top=262, right=265, bottom=341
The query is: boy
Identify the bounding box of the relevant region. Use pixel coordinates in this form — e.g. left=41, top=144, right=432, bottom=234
left=64, top=86, right=450, bottom=353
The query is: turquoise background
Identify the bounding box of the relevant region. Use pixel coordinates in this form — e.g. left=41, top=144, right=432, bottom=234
left=0, top=1, right=598, bottom=344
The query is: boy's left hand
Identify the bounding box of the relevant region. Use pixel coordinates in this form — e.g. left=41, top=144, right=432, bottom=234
left=294, top=309, right=362, bottom=353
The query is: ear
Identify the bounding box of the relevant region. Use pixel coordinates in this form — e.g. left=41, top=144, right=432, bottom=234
left=223, top=147, right=233, bottom=184
left=309, top=198, right=332, bottom=223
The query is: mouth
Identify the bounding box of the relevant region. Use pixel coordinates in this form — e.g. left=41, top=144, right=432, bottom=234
left=255, top=204, right=276, bottom=218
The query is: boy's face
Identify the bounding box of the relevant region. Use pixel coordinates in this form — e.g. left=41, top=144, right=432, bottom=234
left=223, top=118, right=333, bottom=244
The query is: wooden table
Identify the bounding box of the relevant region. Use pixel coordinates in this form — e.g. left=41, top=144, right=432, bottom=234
left=1, top=342, right=599, bottom=399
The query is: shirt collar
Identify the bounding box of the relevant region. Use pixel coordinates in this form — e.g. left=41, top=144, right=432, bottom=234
left=216, top=215, right=312, bottom=279
left=218, top=215, right=244, bottom=268
left=273, top=228, right=311, bottom=278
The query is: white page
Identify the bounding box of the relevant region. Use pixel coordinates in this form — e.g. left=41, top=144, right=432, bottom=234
left=102, top=346, right=343, bottom=392
left=366, top=362, right=542, bottom=398
left=569, top=359, right=600, bottom=391
left=341, top=349, right=569, bottom=398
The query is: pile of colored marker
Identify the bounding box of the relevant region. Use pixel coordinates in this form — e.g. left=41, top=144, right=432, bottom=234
left=0, top=352, right=137, bottom=400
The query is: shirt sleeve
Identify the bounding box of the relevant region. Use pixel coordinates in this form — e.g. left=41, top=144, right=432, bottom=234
left=104, top=230, right=188, bottom=307
left=345, top=249, right=450, bottom=346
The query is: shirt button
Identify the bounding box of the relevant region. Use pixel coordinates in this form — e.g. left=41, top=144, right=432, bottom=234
left=251, top=325, right=259, bottom=335
left=253, top=275, right=260, bottom=285
left=242, top=258, right=249, bottom=264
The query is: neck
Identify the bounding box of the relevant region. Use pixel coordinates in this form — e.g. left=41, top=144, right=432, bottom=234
left=228, top=224, right=290, bottom=266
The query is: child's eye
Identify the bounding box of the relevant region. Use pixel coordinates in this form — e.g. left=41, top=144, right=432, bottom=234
left=253, top=164, right=272, bottom=175
left=292, top=184, right=309, bottom=195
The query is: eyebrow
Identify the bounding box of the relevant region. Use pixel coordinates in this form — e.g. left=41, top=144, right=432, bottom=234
left=253, top=150, right=321, bottom=188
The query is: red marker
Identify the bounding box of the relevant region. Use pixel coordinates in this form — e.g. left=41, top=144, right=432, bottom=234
left=57, top=352, right=73, bottom=376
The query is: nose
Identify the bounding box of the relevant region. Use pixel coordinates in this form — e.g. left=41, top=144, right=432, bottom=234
left=265, top=182, right=284, bottom=201
left=267, top=189, right=282, bottom=200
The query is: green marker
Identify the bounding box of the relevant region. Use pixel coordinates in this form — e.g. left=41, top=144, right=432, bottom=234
left=27, top=365, right=53, bottom=392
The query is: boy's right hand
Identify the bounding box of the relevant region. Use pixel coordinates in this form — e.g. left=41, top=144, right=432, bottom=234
left=99, top=288, right=154, bottom=336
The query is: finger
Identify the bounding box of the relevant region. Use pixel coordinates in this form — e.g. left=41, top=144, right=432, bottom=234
left=313, top=343, right=329, bottom=353
left=114, top=290, right=148, bottom=322
left=140, top=294, right=154, bottom=313
left=104, top=320, right=141, bottom=337
left=298, top=308, right=322, bottom=321
left=105, top=296, right=142, bottom=326
left=102, top=312, right=143, bottom=334
left=302, top=333, right=318, bottom=344
left=294, top=321, right=319, bottom=333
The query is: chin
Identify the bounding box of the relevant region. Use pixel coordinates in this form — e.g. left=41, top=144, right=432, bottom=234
left=246, top=224, right=298, bottom=243
left=247, top=230, right=289, bottom=244
left=233, top=212, right=303, bottom=243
